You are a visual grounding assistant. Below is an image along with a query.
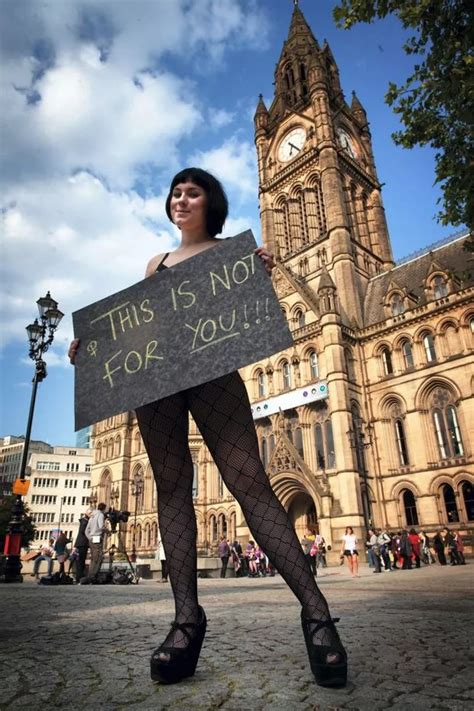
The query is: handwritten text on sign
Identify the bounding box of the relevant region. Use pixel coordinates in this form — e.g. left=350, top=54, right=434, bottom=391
left=73, top=231, right=293, bottom=430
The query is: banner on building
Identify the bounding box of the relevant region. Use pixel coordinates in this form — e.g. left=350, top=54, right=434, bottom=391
left=73, top=230, right=293, bottom=430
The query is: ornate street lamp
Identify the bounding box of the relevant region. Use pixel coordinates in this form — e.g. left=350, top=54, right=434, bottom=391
left=347, top=415, right=373, bottom=531
left=2, top=292, right=63, bottom=583
left=130, top=472, right=144, bottom=562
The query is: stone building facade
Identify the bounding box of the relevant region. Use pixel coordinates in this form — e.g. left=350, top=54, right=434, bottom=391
left=88, top=5, right=473, bottom=558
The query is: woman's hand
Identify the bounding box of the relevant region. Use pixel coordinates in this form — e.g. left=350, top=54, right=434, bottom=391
left=254, top=247, right=275, bottom=274
left=68, top=338, right=80, bottom=365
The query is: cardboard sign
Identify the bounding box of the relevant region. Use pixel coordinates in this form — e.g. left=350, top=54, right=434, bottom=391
left=73, top=231, right=293, bottom=430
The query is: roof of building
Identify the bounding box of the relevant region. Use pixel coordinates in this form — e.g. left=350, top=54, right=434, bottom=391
left=363, top=233, right=473, bottom=327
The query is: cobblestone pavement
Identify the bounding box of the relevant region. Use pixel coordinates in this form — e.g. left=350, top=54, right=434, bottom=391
left=1, top=563, right=473, bottom=710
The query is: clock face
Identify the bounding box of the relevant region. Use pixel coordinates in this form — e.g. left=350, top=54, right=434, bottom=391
left=278, top=127, right=306, bottom=162
left=337, top=128, right=357, bottom=159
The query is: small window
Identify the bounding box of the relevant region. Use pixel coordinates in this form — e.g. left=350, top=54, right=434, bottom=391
left=309, top=351, right=319, bottom=380
left=295, top=309, right=305, bottom=329
left=402, top=489, right=419, bottom=526
left=401, top=340, right=414, bottom=369
left=391, top=293, right=405, bottom=316
left=433, top=275, right=448, bottom=299
left=381, top=347, right=393, bottom=375
left=394, top=419, right=409, bottom=466
left=282, top=361, right=292, bottom=390
left=442, top=484, right=459, bottom=523
left=257, top=370, right=266, bottom=398
left=422, top=333, right=436, bottom=362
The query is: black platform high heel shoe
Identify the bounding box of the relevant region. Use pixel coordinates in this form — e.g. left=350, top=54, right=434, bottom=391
left=301, top=612, right=347, bottom=688
left=150, top=606, right=207, bottom=684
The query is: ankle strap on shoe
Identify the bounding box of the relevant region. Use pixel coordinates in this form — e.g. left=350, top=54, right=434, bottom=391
left=169, top=618, right=201, bottom=642
left=303, top=617, right=340, bottom=633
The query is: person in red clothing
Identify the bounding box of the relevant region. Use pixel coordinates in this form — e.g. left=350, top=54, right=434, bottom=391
left=408, top=528, right=421, bottom=568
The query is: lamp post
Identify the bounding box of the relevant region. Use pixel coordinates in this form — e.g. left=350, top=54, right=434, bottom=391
left=130, top=472, right=144, bottom=563
left=347, top=415, right=373, bottom=531
left=2, top=292, right=63, bottom=583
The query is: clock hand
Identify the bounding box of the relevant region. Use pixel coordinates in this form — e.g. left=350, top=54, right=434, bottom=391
left=288, top=142, right=301, bottom=153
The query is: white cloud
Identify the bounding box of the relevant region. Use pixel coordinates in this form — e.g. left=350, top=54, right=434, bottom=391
left=189, top=136, right=258, bottom=203
left=209, top=108, right=235, bottom=130
left=1, top=172, right=175, bottom=354
left=1, top=0, right=268, bottom=355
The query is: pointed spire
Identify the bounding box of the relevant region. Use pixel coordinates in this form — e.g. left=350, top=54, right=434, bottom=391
left=317, top=266, right=336, bottom=292
left=254, top=94, right=268, bottom=117
left=287, top=1, right=319, bottom=48
left=351, top=90, right=367, bottom=124
left=254, top=93, right=269, bottom=130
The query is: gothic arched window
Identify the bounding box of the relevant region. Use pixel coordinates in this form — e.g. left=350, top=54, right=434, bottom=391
left=309, top=350, right=319, bottom=380
left=192, top=462, right=199, bottom=498
left=282, top=360, right=292, bottom=390
left=134, top=431, right=141, bottom=455
left=261, top=437, right=269, bottom=469
left=402, top=489, right=419, bottom=526
left=313, top=418, right=336, bottom=470
left=401, top=339, right=414, bottom=369
left=394, top=419, right=409, bottom=466
left=209, top=515, right=217, bottom=542
left=295, top=309, right=305, bottom=329
left=381, top=347, right=393, bottom=375
left=461, top=480, right=474, bottom=521
left=430, top=388, right=464, bottom=459
left=422, top=332, right=437, bottom=362
left=391, top=293, right=405, bottom=316
left=433, top=275, right=448, bottom=299
left=294, top=427, right=304, bottom=459
left=442, top=484, right=459, bottom=523
left=256, top=369, right=266, bottom=399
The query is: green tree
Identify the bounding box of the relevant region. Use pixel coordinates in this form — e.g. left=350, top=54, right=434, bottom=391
left=0, top=495, right=37, bottom=551
left=333, top=0, right=474, bottom=234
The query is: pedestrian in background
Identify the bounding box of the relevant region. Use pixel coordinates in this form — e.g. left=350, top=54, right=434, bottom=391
left=408, top=529, right=421, bottom=569
left=377, top=528, right=393, bottom=571
left=54, top=531, right=71, bottom=576
left=156, top=535, right=169, bottom=583
left=341, top=527, right=359, bottom=577
left=301, top=533, right=314, bottom=575
left=74, top=509, right=92, bottom=582
left=454, top=531, right=466, bottom=565
left=85, top=502, right=107, bottom=581
left=31, top=539, right=55, bottom=579
left=218, top=536, right=230, bottom=578
left=444, top=528, right=462, bottom=565
left=433, top=531, right=447, bottom=565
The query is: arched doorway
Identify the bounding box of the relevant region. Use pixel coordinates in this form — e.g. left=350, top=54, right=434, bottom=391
left=288, top=492, right=318, bottom=539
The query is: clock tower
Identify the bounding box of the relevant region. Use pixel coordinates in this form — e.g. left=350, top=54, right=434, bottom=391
left=255, top=1, right=393, bottom=326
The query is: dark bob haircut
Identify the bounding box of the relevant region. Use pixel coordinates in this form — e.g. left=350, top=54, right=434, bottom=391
left=165, top=167, right=228, bottom=237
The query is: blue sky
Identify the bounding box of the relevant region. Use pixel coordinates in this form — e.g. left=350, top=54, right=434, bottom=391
left=1, top=0, right=458, bottom=447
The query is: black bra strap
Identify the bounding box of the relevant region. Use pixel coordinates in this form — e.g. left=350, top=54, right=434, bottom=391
left=157, top=252, right=169, bottom=269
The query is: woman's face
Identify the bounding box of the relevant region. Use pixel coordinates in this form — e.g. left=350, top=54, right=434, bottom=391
left=170, top=180, right=208, bottom=233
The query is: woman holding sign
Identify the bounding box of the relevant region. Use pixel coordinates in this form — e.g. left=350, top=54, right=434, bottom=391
left=69, top=168, right=347, bottom=688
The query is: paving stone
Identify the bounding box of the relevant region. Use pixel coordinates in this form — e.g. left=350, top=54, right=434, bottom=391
left=0, top=564, right=472, bottom=710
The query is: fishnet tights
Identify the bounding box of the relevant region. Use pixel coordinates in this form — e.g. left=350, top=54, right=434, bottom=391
left=136, top=371, right=337, bottom=655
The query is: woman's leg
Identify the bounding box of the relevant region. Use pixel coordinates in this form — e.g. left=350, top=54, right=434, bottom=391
left=352, top=554, right=359, bottom=576
left=136, top=393, right=198, bottom=654
left=345, top=554, right=353, bottom=575
left=188, top=372, right=341, bottom=651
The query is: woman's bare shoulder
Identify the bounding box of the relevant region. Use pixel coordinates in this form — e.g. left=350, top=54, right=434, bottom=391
left=145, top=253, right=164, bottom=278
